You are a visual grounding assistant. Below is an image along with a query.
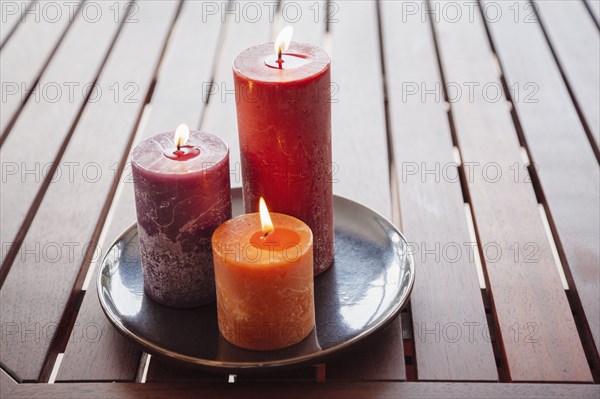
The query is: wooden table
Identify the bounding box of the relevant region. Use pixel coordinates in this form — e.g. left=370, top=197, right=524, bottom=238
left=1, top=1, right=599, bottom=397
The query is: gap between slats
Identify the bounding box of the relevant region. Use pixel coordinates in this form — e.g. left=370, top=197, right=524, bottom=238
left=475, top=0, right=599, bottom=381
left=378, top=0, right=498, bottom=381
left=60, top=0, right=236, bottom=382
left=374, top=0, right=413, bottom=380
left=0, top=0, right=35, bottom=50
left=0, top=1, right=129, bottom=288
left=531, top=0, right=599, bottom=163
left=0, top=1, right=83, bottom=147
left=38, top=2, right=184, bottom=383
left=79, top=102, right=153, bottom=293
left=583, top=0, right=600, bottom=29
left=422, top=0, right=518, bottom=382
left=196, top=5, right=230, bottom=130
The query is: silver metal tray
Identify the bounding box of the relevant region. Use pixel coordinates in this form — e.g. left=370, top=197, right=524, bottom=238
left=98, top=188, right=414, bottom=374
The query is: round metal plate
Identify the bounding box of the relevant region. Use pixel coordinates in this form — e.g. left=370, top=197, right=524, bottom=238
left=98, top=188, right=414, bottom=373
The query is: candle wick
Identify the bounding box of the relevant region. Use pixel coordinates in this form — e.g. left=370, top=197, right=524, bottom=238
left=277, top=48, right=283, bottom=69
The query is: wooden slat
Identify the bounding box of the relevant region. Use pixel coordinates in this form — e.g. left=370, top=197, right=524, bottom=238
left=535, top=0, right=600, bottom=151
left=5, top=381, right=600, bottom=399
left=431, top=1, right=591, bottom=382
left=484, top=0, right=600, bottom=358
left=146, top=359, right=317, bottom=382
left=326, top=320, right=405, bottom=380
left=53, top=177, right=143, bottom=381
left=0, top=367, right=17, bottom=398
left=146, top=0, right=271, bottom=380
left=57, top=0, right=222, bottom=382
left=324, top=1, right=403, bottom=381
left=0, top=0, right=33, bottom=47
left=198, top=2, right=271, bottom=189
left=146, top=361, right=222, bottom=382
left=586, top=0, right=600, bottom=24
left=274, top=0, right=324, bottom=44
left=0, top=0, right=179, bottom=382
left=381, top=0, right=496, bottom=381
left=328, top=1, right=392, bottom=218
left=0, top=0, right=125, bottom=270
left=0, top=0, right=78, bottom=136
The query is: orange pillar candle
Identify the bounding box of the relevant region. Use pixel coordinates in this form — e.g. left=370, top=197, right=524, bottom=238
left=212, top=198, right=315, bottom=350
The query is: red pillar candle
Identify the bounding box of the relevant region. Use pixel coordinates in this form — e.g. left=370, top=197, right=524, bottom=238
left=233, top=27, right=333, bottom=275
left=132, top=124, right=231, bottom=308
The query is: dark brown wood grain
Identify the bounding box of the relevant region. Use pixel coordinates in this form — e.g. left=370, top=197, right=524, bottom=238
left=484, top=0, right=600, bottom=366
left=0, top=1, right=180, bottom=382
left=0, top=1, right=79, bottom=136
left=57, top=0, right=222, bottom=381
left=0, top=0, right=125, bottom=270
left=53, top=187, right=143, bottom=381
left=535, top=0, right=599, bottom=152
left=1, top=0, right=596, bottom=391
left=326, top=319, right=405, bottom=381
left=322, top=0, right=404, bottom=381
left=2, top=377, right=600, bottom=399
left=329, top=1, right=393, bottom=218
left=431, top=0, right=591, bottom=382
left=381, top=0, right=497, bottom=381
left=198, top=1, right=272, bottom=189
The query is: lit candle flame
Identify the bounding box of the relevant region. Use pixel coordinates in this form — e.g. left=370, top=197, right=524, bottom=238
left=259, top=197, right=274, bottom=236
left=274, top=26, right=293, bottom=61
left=174, top=123, right=190, bottom=150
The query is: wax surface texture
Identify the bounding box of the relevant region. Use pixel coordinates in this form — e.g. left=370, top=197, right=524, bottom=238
left=233, top=41, right=334, bottom=275
left=132, top=131, right=231, bottom=308
left=212, top=213, right=315, bottom=350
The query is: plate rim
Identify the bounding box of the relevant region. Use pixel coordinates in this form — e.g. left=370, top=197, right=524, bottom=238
left=97, top=190, right=415, bottom=373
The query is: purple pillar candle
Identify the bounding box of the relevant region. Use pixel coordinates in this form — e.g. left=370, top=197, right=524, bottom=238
left=131, top=124, right=231, bottom=308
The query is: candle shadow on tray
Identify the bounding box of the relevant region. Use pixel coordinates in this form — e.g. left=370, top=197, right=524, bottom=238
left=138, top=295, right=323, bottom=365
left=216, top=329, right=322, bottom=364
left=107, top=227, right=220, bottom=361
left=137, top=296, right=220, bottom=360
